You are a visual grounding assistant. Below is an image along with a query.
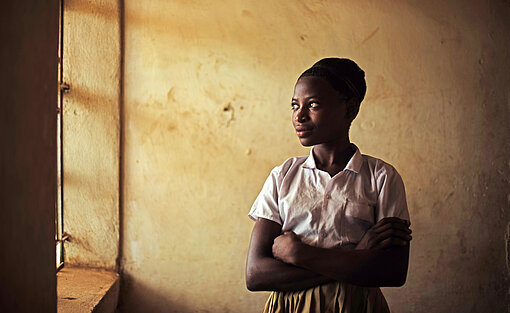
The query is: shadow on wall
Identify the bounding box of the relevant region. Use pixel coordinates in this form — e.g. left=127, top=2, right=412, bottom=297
left=119, top=274, right=196, bottom=313
left=65, top=0, right=118, bottom=20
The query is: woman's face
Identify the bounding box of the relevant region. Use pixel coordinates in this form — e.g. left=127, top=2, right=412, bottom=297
left=291, top=76, right=350, bottom=147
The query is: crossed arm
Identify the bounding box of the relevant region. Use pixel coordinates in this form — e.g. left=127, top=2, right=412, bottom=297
left=245, top=217, right=411, bottom=292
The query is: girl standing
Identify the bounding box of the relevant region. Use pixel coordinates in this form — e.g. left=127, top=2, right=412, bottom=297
left=246, top=58, right=412, bottom=313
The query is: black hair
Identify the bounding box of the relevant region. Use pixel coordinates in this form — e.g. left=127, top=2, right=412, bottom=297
left=298, top=58, right=366, bottom=103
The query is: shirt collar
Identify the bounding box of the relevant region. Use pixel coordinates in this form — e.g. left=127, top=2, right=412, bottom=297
left=302, top=144, right=363, bottom=174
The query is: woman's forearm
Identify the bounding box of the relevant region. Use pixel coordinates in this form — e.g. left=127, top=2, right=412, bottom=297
left=272, top=218, right=411, bottom=287
left=246, top=218, right=334, bottom=292
left=246, top=255, right=333, bottom=292
left=291, top=244, right=409, bottom=287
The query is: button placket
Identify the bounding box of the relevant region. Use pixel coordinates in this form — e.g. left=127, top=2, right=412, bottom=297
left=318, top=170, right=341, bottom=245
left=320, top=179, right=336, bottom=243
left=327, top=174, right=350, bottom=245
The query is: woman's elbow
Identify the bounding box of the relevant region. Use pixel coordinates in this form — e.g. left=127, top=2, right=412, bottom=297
left=245, top=271, right=257, bottom=291
left=377, top=246, right=409, bottom=287
left=381, top=267, right=408, bottom=287
left=383, top=276, right=406, bottom=287
left=391, top=270, right=408, bottom=287
left=245, top=265, right=264, bottom=291
left=246, top=279, right=261, bottom=292
left=246, top=271, right=265, bottom=291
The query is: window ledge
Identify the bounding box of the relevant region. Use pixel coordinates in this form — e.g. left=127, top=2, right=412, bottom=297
left=57, top=267, right=119, bottom=313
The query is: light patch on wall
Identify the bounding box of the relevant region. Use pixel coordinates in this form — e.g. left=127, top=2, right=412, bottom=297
left=130, top=241, right=139, bottom=266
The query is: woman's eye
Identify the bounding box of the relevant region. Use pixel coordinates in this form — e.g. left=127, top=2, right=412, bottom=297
left=291, top=103, right=299, bottom=111
left=309, top=102, right=319, bottom=108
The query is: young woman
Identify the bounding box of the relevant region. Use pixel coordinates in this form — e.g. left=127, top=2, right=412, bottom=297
left=246, top=58, right=412, bottom=313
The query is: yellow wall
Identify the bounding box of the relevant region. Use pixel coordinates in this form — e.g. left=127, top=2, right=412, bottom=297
left=118, top=0, right=510, bottom=312
left=63, top=0, right=121, bottom=269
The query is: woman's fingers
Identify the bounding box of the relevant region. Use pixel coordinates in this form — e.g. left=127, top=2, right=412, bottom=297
left=372, top=221, right=412, bottom=234
left=356, top=217, right=412, bottom=250
left=375, top=228, right=412, bottom=243
left=372, top=228, right=412, bottom=249
left=371, top=218, right=411, bottom=234
left=379, top=237, right=409, bottom=248
left=376, top=217, right=408, bottom=226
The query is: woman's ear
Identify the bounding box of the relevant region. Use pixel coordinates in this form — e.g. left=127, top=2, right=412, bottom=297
left=345, top=98, right=360, bottom=122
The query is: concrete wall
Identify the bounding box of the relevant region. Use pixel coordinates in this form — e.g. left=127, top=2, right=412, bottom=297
left=62, top=0, right=121, bottom=269
left=0, top=1, right=59, bottom=312
left=118, top=0, right=510, bottom=312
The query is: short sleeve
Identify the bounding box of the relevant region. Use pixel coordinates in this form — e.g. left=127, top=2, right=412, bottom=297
left=248, top=168, right=282, bottom=225
left=375, top=164, right=410, bottom=223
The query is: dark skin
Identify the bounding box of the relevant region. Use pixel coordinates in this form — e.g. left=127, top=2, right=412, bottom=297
left=246, top=76, right=412, bottom=292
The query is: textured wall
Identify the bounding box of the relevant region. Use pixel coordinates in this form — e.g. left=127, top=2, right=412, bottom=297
left=0, top=1, right=59, bottom=312
left=120, top=1, right=510, bottom=312
left=63, top=0, right=121, bottom=269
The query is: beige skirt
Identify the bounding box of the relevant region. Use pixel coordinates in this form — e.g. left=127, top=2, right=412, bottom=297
left=262, top=282, right=390, bottom=313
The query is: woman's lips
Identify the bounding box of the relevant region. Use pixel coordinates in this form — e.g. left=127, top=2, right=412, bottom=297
left=295, top=127, right=313, bottom=137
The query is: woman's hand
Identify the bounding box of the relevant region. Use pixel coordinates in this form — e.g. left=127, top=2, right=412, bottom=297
left=263, top=218, right=411, bottom=287
left=356, top=217, right=412, bottom=250
left=272, top=231, right=303, bottom=265
left=246, top=218, right=332, bottom=291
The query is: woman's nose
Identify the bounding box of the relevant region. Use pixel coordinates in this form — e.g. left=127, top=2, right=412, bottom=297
left=295, top=107, right=308, bottom=123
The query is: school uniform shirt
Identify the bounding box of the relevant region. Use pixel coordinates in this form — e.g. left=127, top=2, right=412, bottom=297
left=249, top=144, right=410, bottom=249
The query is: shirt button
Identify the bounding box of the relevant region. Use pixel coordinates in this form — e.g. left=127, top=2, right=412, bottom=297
left=325, top=194, right=331, bottom=200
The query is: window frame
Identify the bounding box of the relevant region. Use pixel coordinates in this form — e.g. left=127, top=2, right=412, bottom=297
left=56, top=0, right=68, bottom=271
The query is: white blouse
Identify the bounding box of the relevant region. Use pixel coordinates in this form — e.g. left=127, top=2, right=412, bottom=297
left=249, top=144, right=410, bottom=249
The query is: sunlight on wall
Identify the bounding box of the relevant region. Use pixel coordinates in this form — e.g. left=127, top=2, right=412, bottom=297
left=120, top=1, right=510, bottom=312
left=62, top=0, right=121, bottom=269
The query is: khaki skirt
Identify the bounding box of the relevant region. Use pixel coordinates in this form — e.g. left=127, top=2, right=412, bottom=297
left=262, top=282, right=390, bottom=313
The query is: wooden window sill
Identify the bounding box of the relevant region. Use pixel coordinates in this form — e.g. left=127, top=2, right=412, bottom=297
left=57, top=267, right=119, bottom=313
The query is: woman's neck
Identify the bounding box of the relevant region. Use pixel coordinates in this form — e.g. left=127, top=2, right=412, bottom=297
left=312, top=139, right=354, bottom=176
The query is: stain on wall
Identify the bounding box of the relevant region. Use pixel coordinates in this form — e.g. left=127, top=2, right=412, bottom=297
left=119, top=0, right=510, bottom=312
